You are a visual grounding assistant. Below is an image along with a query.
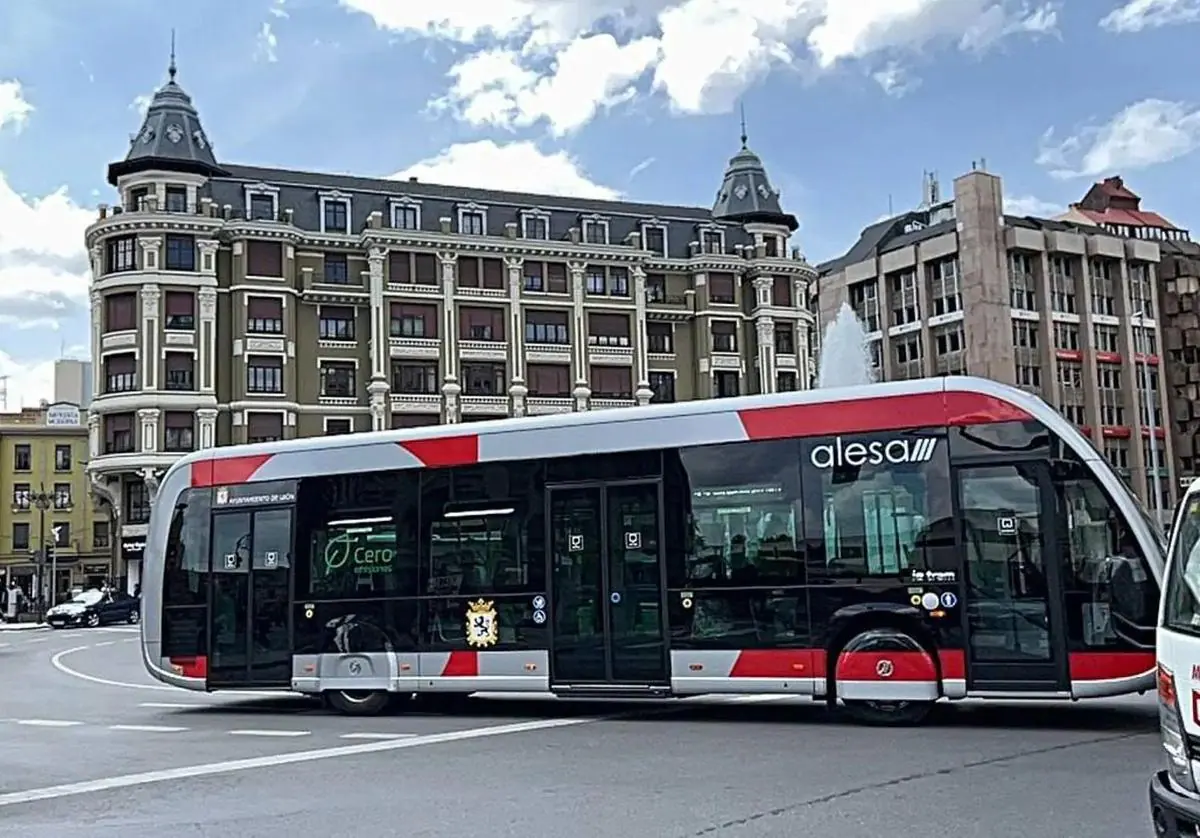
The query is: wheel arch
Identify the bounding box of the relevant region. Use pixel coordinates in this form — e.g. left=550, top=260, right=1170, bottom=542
left=823, top=603, right=942, bottom=702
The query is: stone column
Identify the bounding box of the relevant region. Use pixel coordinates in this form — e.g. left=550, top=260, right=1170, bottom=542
left=137, top=236, right=161, bottom=272
left=438, top=252, right=461, bottom=423
left=196, top=408, right=218, bottom=449
left=89, top=290, right=103, bottom=396
left=632, top=266, right=653, bottom=405
left=198, top=288, right=217, bottom=393
left=506, top=256, right=527, bottom=416
left=197, top=239, right=220, bottom=276
left=367, top=247, right=390, bottom=431
left=139, top=285, right=160, bottom=392
left=756, top=316, right=777, bottom=393
left=87, top=412, right=100, bottom=459
left=137, top=408, right=160, bottom=454
left=569, top=261, right=591, bottom=410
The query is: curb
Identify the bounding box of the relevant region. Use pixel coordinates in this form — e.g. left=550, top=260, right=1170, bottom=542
left=0, top=623, right=50, bottom=632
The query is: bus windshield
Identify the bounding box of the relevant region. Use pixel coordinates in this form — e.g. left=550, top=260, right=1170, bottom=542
left=1166, top=492, right=1200, bottom=634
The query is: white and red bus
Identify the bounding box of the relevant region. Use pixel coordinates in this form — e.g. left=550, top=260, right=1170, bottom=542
left=1149, top=479, right=1200, bottom=835
left=141, top=376, right=1162, bottom=724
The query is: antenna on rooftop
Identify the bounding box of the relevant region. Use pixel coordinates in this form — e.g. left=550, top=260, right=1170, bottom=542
left=0, top=375, right=8, bottom=411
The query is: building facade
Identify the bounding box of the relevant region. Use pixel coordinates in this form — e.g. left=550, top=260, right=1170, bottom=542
left=817, top=168, right=1174, bottom=521
left=0, top=404, right=114, bottom=607
left=1060, top=176, right=1200, bottom=494
left=84, top=62, right=816, bottom=588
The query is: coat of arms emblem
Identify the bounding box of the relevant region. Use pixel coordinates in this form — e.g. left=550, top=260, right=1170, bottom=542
left=465, top=599, right=498, bottom=648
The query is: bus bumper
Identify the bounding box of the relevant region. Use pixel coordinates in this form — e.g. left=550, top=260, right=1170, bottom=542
left=1150, top=770, right=1200, bottom=836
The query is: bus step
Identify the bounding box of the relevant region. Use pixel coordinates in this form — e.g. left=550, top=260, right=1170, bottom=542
left=551, top=684, right=672, bottom=700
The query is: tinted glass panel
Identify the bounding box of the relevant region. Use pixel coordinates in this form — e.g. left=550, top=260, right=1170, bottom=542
left=668, top=589, right=812, bottom=650
left=1051, top=452, right=1157, bottom=650
left=294, top=471, right=419, bottom=599
left=669, top=440, right=805, bottom=588
left=1166, top=494, right=1200, bottom=635
left=293, top=599, right=420, bottom=654
left=163, top=488, right=210, bottom=608
left=800, top=431, right=953, bottom=580
left=948, top=420, right=1051, bottom=460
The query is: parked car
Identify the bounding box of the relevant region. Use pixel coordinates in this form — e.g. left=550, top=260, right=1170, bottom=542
left=46, top=589, right=140, bottom=629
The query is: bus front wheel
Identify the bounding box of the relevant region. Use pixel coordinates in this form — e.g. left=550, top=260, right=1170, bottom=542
left=325, top=689, right=391, bottom=716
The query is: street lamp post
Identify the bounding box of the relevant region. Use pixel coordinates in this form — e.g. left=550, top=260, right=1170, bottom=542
left=1135, top=310, right=1165, bottom=528
left=30, top=486, right=51, bottom=620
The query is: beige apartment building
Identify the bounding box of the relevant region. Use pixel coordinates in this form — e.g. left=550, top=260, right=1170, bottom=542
left=83, top=62, right=816, bottom=585
left=817, top=168, right=1174, bottom=520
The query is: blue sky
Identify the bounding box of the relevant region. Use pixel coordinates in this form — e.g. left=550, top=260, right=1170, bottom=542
left=0, top=0, right=1198, bottom=409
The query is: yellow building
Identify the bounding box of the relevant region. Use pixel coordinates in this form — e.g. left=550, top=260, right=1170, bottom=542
left=0, top=403, right=115, bottom=608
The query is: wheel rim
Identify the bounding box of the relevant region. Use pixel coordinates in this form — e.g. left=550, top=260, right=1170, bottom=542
left=129, top=612, right=139, bottom=624
left=87, top=614, right=99, bottom=626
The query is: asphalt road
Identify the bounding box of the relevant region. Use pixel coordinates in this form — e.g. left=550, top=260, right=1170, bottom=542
left=0, top=626, right=1163, bottom=837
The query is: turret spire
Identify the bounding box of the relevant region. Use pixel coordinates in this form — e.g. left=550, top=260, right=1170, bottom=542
left=739, top=103, right=748, bottom=149
left=168, top=29, right=177, bottom=82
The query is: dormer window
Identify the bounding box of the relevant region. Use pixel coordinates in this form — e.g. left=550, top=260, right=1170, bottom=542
left=129, top=187, right=150, bottom=211
left=245, top=184, right=280, bottom=221
left=321, top=195, right=350, bottom=234
left=392, top=200, right=420, bottom=230
left=522, top=211, right=550, bottom=240
left=583, top=218, right=609, bottom=245
left=642, top=224, right=667, bottom=257
left=458, top=205, right=487, bottom=235
left=701, top=229, right=724, bottom=255
left=764, top=236, right=779, bottom=258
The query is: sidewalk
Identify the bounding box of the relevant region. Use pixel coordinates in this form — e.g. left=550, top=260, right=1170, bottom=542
left=0, top=621, right=49, bottom=631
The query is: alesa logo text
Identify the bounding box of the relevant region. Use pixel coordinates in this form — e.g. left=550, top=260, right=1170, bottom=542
left=809, top=437, right=939, bottom=468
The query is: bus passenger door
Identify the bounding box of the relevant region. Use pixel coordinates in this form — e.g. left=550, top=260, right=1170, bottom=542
left=207, top=508, right=294, bottom=688
left=954, top=463, right=1070, bottom=694
left=546, top=481, right=669, bottom=692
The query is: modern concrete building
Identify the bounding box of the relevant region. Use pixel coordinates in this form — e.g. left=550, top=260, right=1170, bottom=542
left=54, top=359, right=94, bottom=409
left=83, top=60, right=816, bottom=586
left=817, top=167, right=1174, bottom=521
left=1062, top=176, right=1200, bottom=492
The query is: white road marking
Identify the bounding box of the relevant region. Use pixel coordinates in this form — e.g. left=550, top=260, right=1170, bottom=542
left=16, top=719, right=83, bottom=727
left=338, top=732, right=416, bottom=740
left=50, top=645, right=260, bottom=696
left=0, top=716, right=595, bottom=808
left=0, top=643, right=9, bottom=648
left=109, top=724, right=189, bottom=733
left=227, top=729, right=311, bottom=738
left=94, top=641, right=115, bottom=648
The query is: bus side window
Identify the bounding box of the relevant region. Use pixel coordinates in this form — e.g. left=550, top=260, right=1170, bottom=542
left=163, top=492, right=208, bottom=608
left=1051, top=458, right=1156, bottom=650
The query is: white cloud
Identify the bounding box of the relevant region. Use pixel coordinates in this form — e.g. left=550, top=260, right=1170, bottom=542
left=0, top=84, right=94, bottom=408
left=0, top=79, right=33, bottom=132
left=872, top=61, right=919, bottom=97
left=1037, top=99, right=1200, bottom=179
left=130, top=93, right=153, bottom=118
left=0, top=351, right=56, bottom=412
left=256, top=21, right=279, bottom=63
left=1100, top=0, right=1200, bottom=32
left=343, top=0, right=1057, bottom=132
left=1004, top=194, right=1062, bottom=216
left=391, top=140, right=620, bottom=199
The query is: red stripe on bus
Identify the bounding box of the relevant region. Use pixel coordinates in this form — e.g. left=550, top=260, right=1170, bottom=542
left=398, top=435, right=479, bottom=468
left=190, top=454, right=273, bottom=488
left=836, top=650, right=938, bottom=682
left=169, top=655, right=207, bottom=679
left=441, top=651, right=479, bottom=677
left=1068, top=651, right=1155, bottom=681
left=729, top=649, right=821, bottom=678
left=938, top=649, right=966, bottom=679
left=736, top=391, right=1030, bottom=441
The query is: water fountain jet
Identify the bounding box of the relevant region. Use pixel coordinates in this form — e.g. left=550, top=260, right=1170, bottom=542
left=816, top=302, right=877, bottom=389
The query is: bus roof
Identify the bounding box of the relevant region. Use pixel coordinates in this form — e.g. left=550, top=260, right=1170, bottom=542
left=172, top=375, right=1055, bottom=490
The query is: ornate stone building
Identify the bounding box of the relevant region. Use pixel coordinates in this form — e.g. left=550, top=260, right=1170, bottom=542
left=83, top=61, right=816, bottom=588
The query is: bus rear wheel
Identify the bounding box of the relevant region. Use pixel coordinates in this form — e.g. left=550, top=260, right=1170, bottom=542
left=325, top=689, right=391, bottom=716
left=841, top=698, right=933, bottom=726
